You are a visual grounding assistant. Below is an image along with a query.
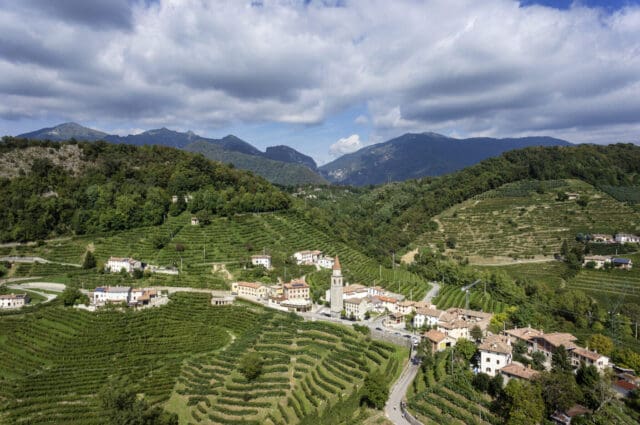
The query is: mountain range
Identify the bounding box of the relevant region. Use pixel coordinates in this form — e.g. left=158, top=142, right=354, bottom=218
left=319, top=132, right=572, bottom=186
left=18, top=123, right=325, bottom=186
left=16, top=123, right=573, bottom=187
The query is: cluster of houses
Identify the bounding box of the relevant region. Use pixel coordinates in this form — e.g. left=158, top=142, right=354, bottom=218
left=590, top=233, right=640, bottom=244
left=231, top=279, right=312, bottom=312
left=422, top=320, right=610, bottom=387
left=582, top=255, right=633, bottom=270
left=92, top=286, right=165, bottom=308
left=292, top=250, right=335, bottom=269
left=0, top=293, right=30, bottom=309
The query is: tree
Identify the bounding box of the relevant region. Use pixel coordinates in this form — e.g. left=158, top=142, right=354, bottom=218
left=531, top=351, right=546, bottom=371
left=454, top=338, right=477, bottom=363
left=552, top=345, right=573, bottom=374
left=360, top=370, right=389, bottom=409
left=576, top=363, right=602, bottom=409
left=445, top=236, right=457, bottom=249
left=488, top=373, right=504, bottom=397
left=60, top=287, right=84, bottom=306
left=82, top=251, right=96, bottom=269
left=100, top=377, right=177, bottom=425
left=493, top=379, right=544, bottom=425
left=239, top=352, right=263, bottom=381
left=470, top=325, right=483, bottom=342
left=472, top=372, right=491, bottom=393
left=587, top=334, right=613, bottom=357
left=535, top=371, right=582, bottom=414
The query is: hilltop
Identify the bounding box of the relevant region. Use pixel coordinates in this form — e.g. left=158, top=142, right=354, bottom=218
left=319, top=132, right=572, bottom=186
left=15, top=123, right=326, bottom=185
left=0, top=138, right=290, bottom=242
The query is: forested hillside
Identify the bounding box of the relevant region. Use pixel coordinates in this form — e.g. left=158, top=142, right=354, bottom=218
left=0, top=138, right=291, bottom=242
left=303, top=143, right=640, bottom=261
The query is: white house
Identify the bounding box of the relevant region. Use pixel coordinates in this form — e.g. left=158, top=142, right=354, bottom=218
left=413, top=307, right=444, bottom=328
left=344, top=297, right=370, bottom=320
left=292, top=250, right=322, bottom=265
left=615, top=233, right=640, bottom=244
left=93, top=286, right=132, bottom=305
left=571, top=347, right=610, bottom=373
left=591, top=234, right=613, bottom=243
left=106, top=257, right=143, bottom=273
left=397, top=300, right=417, bottom=315
left=582, top=255, right=612, bottom=269
left=317, top=255, right=335, bottom=269
left=0, top=293, right=30, bottom=309
left=479, top=335, right=513, bottom=377
left=251, top=255, right=271, bottom=269
left=190, top=216, right=199, bottom=226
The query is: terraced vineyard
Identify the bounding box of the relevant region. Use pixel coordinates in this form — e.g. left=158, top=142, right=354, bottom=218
left=416, top=179, right=640, bottom=260
left=475, top=261, right=569, bottom=289
left=409, top=376, right=500, bottom=425
left=432, top=285, right=508, bottom=313
left=0, top=293, right=404, bottom=425
left=4, top=212, right=429, bottom=299
left=169, top=311, right=403, bottom=424
left=567, top=254, right=640, bottom=307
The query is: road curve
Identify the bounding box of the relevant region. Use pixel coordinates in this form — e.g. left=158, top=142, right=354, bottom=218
left=385, top=357, right=420, bottom=424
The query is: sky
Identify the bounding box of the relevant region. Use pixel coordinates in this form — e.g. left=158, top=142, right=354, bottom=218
left=0, top=0, right=639, bottom=164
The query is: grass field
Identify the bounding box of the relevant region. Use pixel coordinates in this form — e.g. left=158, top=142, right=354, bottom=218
left=416, top=179, right=640, bottom=260
left=2, top=212, right=429, bottom=299
left=0, top=293, right=405, bottom=425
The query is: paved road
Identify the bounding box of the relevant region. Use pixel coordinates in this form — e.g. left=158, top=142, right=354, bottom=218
left=385, top=356, right=420, bottom=425
left=423, top=281, right=440, bottom=303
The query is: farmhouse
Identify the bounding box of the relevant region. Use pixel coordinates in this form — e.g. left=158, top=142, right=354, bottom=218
left=190, top=216, right=199, bottom=225
left=344, top=297, right=370, bottom=320
left=232, top=281, right=268, bottom=300
left=93, top=286, right=132, bottom=305
left=250, top=255, right=272, bottom=269
left=582, top=255, right=612, bottom=269
left=283, top=280, right=310, bottom=300
left=530, top=332, right=578, bottom=368
left=590, top=233, right=614, bottom=243
left=504, top=327, right=544, bottom=353
left=130, top=288, right=159, bottom=305
left=397, top=300, right=417, bottom=315
left=422, top=329, right=456, bottom=353
left=612, top=257, right=633, bottom=270
left=499, top=362, right=540, bottom=384
left=566, top=192, right=579, bottom=200
left=413, top=307, right=444, bottom=328
left=570, top=347, right=609, bottom=372
left=614, top=233, right=640, bottom=244
left=0, top=293, right=30, bottom=309
left=317, top=255, right=335, bottom=269
left=106, top=257, right=143, bottom=273
left=292, top=250, right=322, bottom=265
left=479, top=335, right=512, bottom=377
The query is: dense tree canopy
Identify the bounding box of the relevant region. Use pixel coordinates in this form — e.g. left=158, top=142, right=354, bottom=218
left=0, top=139, right=291, bottom=242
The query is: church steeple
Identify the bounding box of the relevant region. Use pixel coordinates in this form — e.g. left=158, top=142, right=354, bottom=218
left=330, top=256, right=343, bottom=316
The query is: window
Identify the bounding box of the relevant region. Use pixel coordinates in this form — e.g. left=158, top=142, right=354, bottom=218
left=496, top=360, right=500, bottom=365
left=486, top=368, right=491, bottom=373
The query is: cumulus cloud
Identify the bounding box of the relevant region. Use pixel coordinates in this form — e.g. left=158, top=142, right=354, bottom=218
left=330, top=134, right=363, bottom=157
left=0, top=0, right=640, bottom=144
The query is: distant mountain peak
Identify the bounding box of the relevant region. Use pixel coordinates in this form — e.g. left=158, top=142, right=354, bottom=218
left=320, top=132, right=572, bottom=186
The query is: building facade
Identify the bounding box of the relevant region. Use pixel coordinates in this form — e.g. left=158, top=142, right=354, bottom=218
left=251, top=255, right=272, bottom=269
left=0, top=293, right=30, bottom=309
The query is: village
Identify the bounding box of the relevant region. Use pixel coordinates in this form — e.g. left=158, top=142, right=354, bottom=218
left=2, top=241, right=639, bottom=424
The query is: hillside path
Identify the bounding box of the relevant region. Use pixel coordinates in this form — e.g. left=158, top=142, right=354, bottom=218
left=0, top=256, right=81, bottom=268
